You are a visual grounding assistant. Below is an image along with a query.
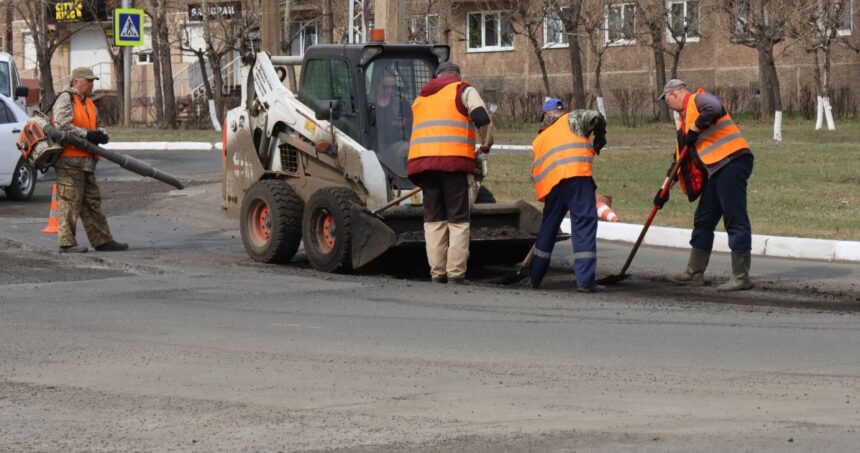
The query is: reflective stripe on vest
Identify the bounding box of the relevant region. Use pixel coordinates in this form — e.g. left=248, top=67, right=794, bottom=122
left=59, top=94, right=98, bottom=159
left=408, top=83, right=476, bottom=161
left=531, top=113, right=594, bottom=202
left=680, top=91, right=749, bottom=165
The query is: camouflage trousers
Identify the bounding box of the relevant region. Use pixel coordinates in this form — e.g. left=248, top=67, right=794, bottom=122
left=55, top=167, right=113, bottom=248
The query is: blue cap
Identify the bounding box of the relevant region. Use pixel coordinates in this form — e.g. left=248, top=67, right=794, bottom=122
left=541, top=97, right=566, bottom=114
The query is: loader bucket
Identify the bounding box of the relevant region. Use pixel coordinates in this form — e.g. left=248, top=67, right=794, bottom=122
left=350, top=205, right=398, bottom=269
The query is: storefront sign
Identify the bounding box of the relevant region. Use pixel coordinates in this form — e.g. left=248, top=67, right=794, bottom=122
left=50, top=1, right=108, bottom=23
left=188, top=2, right=241, bottom=20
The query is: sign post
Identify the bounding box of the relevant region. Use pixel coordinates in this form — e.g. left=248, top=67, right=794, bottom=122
left=114, top=5, right=143, bottom=126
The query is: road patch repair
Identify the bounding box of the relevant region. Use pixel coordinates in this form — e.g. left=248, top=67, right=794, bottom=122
left=0, top=238, right=134, bottom=285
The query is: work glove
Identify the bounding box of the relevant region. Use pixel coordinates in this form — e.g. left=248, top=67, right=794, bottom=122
left=86, top=130, right=109, bottom=145
left=684, top=129, right=699, bottom=148
left=653, top=189, right=670, bottom=209
left=593, top=135, right=607, bottom=155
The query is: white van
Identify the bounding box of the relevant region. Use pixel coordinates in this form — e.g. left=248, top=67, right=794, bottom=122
left=0, top=52, right=29, bottom=110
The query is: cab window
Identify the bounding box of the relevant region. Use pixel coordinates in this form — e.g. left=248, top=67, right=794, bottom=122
left=299, top=59, right=360, bottom=142
left=0, top=62, right=10, bottom=98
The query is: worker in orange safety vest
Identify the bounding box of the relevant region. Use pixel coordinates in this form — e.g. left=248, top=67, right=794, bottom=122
left=407, top=61, right=494, bottom=284
left=529, top=98, right=607, bottom=292
left=656, top=79, right=754, bottom=291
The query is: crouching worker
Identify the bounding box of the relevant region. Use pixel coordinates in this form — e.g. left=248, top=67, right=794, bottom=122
left=529, top=98, right=607, bottom=292
left=53, top=67, right=128, bottom=254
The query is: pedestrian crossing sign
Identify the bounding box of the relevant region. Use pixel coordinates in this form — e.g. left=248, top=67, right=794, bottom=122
left=114, top=8, right=144, bottom=47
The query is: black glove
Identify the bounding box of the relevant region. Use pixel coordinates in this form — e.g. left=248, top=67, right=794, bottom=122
left=654, top=189, right=670, bottom=209
left=684, top=129, right=699, bottom=148
left=86, top=130, right=109, bottom=145
left=593, top=135, right=607, bottom=154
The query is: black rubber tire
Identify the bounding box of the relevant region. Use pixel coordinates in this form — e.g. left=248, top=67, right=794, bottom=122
left=240, top=180, right=303, bottom=263
left=475, top=185, right=496, bottom=204
left=4, top=158, right=37, bottom=201
left=302, top=187, right=360, bottom=273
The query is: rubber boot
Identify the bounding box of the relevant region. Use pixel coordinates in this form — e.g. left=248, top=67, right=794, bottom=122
left=424, top=221, right=449, bottom=281
left=669, top=248, right=710, bottom=285
left=716, top=251, right=754, bottom=291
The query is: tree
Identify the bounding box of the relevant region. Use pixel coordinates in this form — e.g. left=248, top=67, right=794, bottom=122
left=634, top=0, right=671, bottom=122
left=721, top=0, right=798, bottom=120
left=579, top=0, right=629, bottom=115
left=795, top=0, right=853, bottom=129
left=4, top=0, right=13, bottom=53
left=506, top=0, right=555, bottom=96
left=147, top=0, right=178, bottom=128
left=15, top=0, right=81, bottom=106
left=560, top=0, right=587, bottom=108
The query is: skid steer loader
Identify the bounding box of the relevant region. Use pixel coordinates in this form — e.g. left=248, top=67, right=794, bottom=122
left=222, top=43, right=556, bottom=273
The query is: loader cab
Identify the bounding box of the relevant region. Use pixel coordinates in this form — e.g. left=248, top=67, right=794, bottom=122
left=297, top=44, right=448, bottom=189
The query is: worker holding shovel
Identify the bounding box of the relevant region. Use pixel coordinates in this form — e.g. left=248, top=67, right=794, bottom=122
left=657, top=79, right=755, bottom=291
left=528, top=99, right=607, bottom=292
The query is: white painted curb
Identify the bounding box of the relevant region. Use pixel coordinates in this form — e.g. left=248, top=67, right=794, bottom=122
left=561, top=219, right=860, bottom=263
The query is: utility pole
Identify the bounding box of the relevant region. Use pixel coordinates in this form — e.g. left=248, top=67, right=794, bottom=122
left=122, top=0, right=131, bottom=126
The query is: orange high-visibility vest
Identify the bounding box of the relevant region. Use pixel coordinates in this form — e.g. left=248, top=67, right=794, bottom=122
left=58, top=94, right=98, bottom=160
left=680, top=89, right=749, bottom=165
left=408, top=83, right=476, bottom=162
left=531, top=113, right=595, bottom=202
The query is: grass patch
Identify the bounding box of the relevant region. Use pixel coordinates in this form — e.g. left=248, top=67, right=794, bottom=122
left=107, top=127, right=221, bottom=143
left=486, top=117, right=860, bottom=241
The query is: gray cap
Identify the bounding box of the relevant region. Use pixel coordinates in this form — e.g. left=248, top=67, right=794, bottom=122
left=658, top=79, right=686, bottom=99
left=71, top=67, right=99, bottom=81
left=435, top=61, right=461, bottom=77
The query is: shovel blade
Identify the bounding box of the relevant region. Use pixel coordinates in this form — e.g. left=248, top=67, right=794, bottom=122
left=350, top=206, right=398, bottom=269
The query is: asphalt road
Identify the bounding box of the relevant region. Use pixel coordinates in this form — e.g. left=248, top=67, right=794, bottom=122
left=1, top=148, right=858, bottom=451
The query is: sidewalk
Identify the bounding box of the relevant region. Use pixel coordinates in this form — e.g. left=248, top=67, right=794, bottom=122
left=109, top=141, right=860, bottom=263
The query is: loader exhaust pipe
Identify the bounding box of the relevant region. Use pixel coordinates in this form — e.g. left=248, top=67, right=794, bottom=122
left=42, top=124, right=184, bottom=190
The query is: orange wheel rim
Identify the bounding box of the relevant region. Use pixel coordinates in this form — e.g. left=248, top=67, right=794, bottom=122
left=319, top=212, right=336, bottom=253
left=248, top=200, right=271, bottom=247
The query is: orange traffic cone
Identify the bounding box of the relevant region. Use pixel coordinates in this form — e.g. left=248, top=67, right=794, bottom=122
left=595, top=193, right=620, bottom=222
left=40, top=183, right=59, bottom=234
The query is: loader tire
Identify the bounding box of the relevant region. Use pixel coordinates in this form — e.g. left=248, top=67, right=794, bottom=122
left=241, top=180, right=303, bottom=263
left=475, top=185, right=496, bottom=204
left=303, top=187, right=360, bottom=273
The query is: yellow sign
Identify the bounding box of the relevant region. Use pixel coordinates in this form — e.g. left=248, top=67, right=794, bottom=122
left=55, top=1, right=83, bottom=22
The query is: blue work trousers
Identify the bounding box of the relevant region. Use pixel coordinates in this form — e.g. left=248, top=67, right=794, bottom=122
left=529, top=177, right=597, bottom=288
left=691, top=154, right=754, bottom=252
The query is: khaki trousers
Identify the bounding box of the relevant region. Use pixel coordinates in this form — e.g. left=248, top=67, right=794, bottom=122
left=55, top=167, right=113, bottom=248
left=424, top=221, right=470, bottom=280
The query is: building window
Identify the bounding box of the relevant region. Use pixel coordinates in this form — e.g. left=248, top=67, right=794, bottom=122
left=290, top=20, right=319, bottom=56
left=467, top=11, right=514, bottom=52
left=135, top=26, right=153, bottom=65
left=409, top=14, right=439, bottom=43
left=544, top=7, right=569, bottom=48
left=605, top=3, right=635, bottom=45
left=668, top=1, right=700, bottom=41
left=22, top=31, right=37, bottom=70
left=733, top=1, right=756, bottom=38
left=837, top=0, right=853, bottom=36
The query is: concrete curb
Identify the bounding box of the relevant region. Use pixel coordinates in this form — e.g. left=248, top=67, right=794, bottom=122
left=561, top=219, right=860, bottom=263
left=107, top=142, right=222, bottom=151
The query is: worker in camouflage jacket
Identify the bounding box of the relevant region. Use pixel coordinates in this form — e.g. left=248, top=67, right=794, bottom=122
left=529, top=99, right=607, bottom=292
left=53, top=67, right=127, bottom=253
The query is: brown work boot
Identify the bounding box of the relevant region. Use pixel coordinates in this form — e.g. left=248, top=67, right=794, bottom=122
left=59, top=245, right=88, bottom=253
left=669, top=248, right=710, bottom=286
left=716, top=251, right=754, bottom=291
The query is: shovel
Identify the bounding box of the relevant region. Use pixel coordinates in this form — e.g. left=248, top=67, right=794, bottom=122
left=598, top=145, right=691, bottom=285
left=496, top=244, right=536, bottom=285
